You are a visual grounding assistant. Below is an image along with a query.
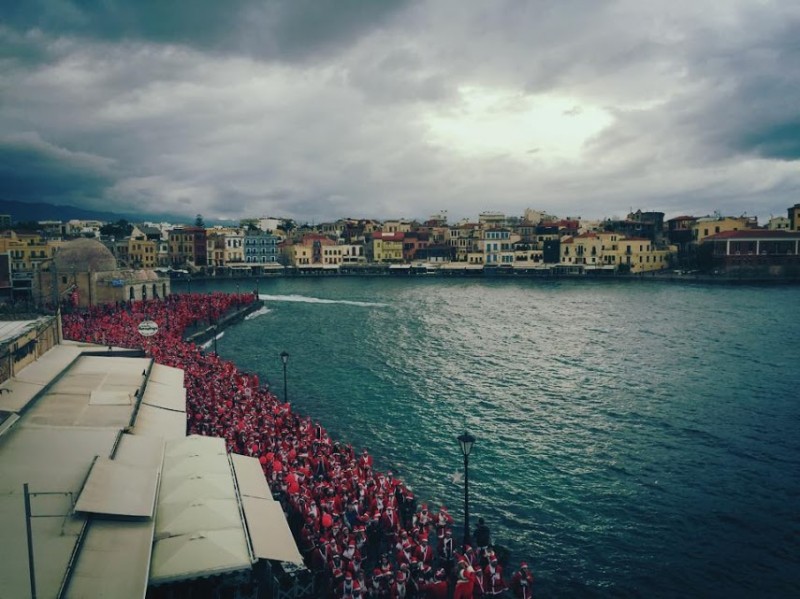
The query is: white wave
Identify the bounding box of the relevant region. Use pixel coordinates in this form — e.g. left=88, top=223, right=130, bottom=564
left=200, top=330, right=224, bottom=349
left=258, top=294, right=387, bottom=307
left=245, top=306, right=272, bottom=320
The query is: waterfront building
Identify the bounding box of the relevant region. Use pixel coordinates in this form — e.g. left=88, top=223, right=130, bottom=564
left=403, top=231, right=431, bottom=262
left=449, top=223, right=481, bottom=262
left=481, top=227, right=520, bottom=265
left=244, top=229, right=280, bottom=265
left=699, top=229, right=800, bottom=275
left=369, top=231, right=405, bottom=263
left=205, top=227, right=245, bottom=272
left=414, top=244, right=455, bottom=263
left=339, top=243, right=366, bottom=264
left=691, top=215, right=757, bottom=244
left=168, top=226, right=207, bottom=269
left=281, top=233, right=336, bottom=267
left=510, top=242, right=546, bottom=268
left=560, top=232, right=673, bottom=273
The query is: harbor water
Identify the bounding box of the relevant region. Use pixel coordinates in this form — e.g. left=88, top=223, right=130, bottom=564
left=186, top=277, right=800, bottom=598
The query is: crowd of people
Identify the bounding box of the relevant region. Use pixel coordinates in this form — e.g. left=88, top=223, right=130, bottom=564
left=62, top=293, right=535, bottom=598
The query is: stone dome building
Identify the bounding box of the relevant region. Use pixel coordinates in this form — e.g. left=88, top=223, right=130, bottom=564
left=53, top=239, right=118, bottom=273
left=35, top=239, right=170, bottom=308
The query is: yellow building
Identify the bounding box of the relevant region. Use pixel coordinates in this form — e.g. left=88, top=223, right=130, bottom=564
left=128, top=238, right=157, bottom=268
left=0, top=231, right=63, bottom=274
left=692, top=216, right=756, bottom=244
left=282, top=234, right=336, bottom=266
left=371, top=232, right=404, bottom=263
left=561, top=232, right=673, bottom=273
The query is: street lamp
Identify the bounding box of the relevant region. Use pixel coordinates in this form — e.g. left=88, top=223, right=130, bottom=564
left=280, top=351, right=289, bottom=403
left=212, top=322, right=218, bottom=355
left=457, top=431, right=476, bottom=548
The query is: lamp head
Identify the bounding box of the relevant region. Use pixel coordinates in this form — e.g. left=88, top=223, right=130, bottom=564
left=280, top=351, right=289, bottom=365
left=457, top=431, right=476, bottom=456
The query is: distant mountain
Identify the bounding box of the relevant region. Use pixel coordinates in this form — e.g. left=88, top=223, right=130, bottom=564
left=0, top=199, right=233, bottom=226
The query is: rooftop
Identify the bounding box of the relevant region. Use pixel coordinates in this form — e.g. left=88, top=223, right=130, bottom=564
left=0, top=335, right=301, bottom=598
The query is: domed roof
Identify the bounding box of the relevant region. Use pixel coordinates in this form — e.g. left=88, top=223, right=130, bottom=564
left=53, top=239, right=117, bottom=272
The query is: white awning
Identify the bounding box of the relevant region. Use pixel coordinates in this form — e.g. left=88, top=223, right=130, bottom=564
left=240, top=497, right=304, bottom=565
left=148, top=363, right=185, bottom=388
left=166, top=434, right=225, bottom=458
left=132, top=403, right=186, bottom=440
left=163, top=451, right=231, bottom=478
left=231, top=453, right=273, bottom=500
left=142, top=384, right=186, bottom=412
left=149, top=529, right=252, bottom=586
left=150, top=435, right=252, bottom=585
left=156, top=498, right=242, bottom=539
left=74, top=457, right=159, bottom=517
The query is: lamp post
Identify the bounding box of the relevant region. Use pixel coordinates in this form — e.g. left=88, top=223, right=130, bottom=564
left=457, top=431, right=476, bottom=548
left=280, top=351, right=289, bottom=403
left=212, top=322, right=218, bottom=355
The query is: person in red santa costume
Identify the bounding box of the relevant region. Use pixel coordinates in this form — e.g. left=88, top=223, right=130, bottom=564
left=389, top=570, right=409, bottom=599
left=338, top=570, right=362, bottom=599
left=420, top=568, right=448, bottom=599
left=453, top=561, right=476, bottom=599
left=483, top=553, right=507, bottom=597
left=434, top=505, right=453, bottom=542
left=415, top=535, right=435, bottom=566
left=510, top=562, right=534, bottom=599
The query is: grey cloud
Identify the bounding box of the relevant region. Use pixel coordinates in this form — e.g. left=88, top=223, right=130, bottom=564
left=0, top=133, right=116, bottom=206
left=3, top=0, right=412, bottom=62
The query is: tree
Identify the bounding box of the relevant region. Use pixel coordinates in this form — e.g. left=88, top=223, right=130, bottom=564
left=195, top=214, right=205, bottom=227
left=99, top=219, right=132, bottom=239
left=12, top=220, right=41, bottom=232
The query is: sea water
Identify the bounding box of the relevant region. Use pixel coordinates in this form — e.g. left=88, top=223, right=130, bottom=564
left=183, top=277, right=800, bottom=598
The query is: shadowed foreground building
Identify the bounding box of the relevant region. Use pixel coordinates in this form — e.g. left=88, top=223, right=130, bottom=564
left=0, top=323, right=305, bottom=599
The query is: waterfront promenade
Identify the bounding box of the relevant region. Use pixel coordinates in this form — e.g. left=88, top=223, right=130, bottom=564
left=62, top=293, right=521, bottom=597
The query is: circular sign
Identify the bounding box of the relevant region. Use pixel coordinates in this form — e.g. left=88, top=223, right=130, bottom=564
left=138, top=320, right=159, bottom=337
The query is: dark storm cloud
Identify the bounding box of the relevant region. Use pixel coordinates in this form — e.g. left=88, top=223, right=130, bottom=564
left=2, top=0, right=411, bottom=61
left=0, top=133, right=115, bottom=205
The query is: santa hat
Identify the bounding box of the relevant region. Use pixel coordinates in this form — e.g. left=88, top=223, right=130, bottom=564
left=520, top=562, right=528, bottom=569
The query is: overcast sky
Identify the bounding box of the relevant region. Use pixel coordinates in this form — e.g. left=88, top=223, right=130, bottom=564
left=2, top=0, right=799, bottom=225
